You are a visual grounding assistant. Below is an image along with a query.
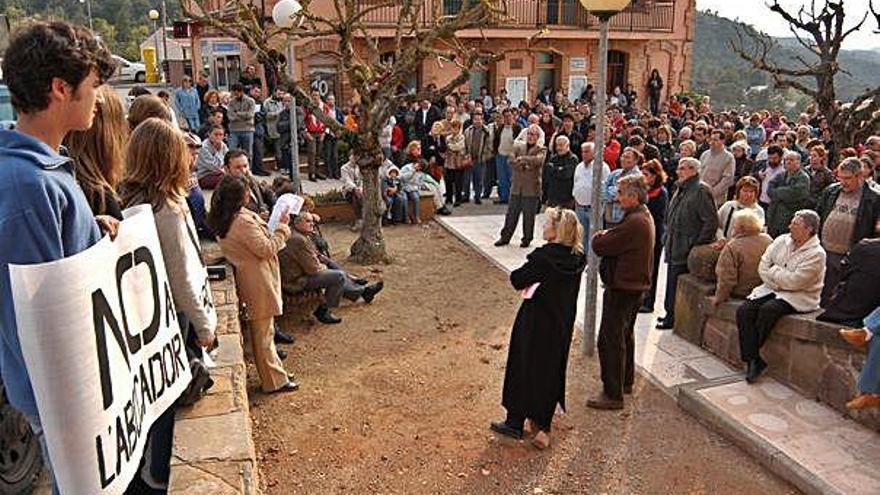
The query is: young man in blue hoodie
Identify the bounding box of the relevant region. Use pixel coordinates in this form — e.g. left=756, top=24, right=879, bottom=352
left=0, top=21, right=116, bottom=491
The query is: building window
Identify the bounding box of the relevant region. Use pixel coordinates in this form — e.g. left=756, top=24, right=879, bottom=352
left=535, top=52, right=559, bottom=100
left=607, top=50, right=628, bottom=94
left=546, top=0, right=578, bottom=25
left=443, top=0, right=475, bottom=15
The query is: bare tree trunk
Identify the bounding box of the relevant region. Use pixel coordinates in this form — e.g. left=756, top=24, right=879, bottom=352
left=350, top=151, right=390, bottom=264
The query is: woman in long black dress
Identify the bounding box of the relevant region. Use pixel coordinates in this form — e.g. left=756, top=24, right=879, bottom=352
left=491, top=207, right=586, bottom=450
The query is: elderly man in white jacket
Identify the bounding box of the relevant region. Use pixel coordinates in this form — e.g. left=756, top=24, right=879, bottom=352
left=736, top=209, right=826, bottom=384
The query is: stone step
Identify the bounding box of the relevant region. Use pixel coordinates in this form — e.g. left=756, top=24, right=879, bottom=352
left=679, top=377, right=880, bottom=495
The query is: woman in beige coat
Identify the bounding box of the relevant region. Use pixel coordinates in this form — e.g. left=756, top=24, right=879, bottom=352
left=209, top=175, right=298, bottom=394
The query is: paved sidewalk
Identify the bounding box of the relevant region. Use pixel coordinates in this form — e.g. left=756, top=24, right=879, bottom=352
left=438, top=213, right=880, bottom=495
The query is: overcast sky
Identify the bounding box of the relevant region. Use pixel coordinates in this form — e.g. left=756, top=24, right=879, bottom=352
left=697, top=0, right=880, bottom=50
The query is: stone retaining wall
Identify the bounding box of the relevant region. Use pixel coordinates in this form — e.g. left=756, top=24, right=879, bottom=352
left=167, top=266, right=260, bottom=494
left=674, top=274, right=880, bottom=432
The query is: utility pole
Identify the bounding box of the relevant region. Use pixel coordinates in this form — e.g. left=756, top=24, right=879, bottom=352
left=161, top=0, right=168, bottom=81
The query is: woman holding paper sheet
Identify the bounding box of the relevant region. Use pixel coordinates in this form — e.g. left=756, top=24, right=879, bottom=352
left=490, top=207, right=586, bottom=450
left=119, top=118, right=219, bottom=491
left=209, top=175, right=299, bottom=394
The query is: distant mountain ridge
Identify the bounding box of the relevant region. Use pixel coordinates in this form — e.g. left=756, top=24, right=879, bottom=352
left=693, top=10, right=880, bottom=110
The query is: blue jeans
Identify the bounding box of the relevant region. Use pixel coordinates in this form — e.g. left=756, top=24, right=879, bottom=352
left=228, top=131, right=254, bottom=162
left=575, top=204, right=591, bottom=254
left=496, top=155, right=512, bottom=202
left=185, top=115, right=200, bottom=131
left=404, top=190, right=420, bottom=220
left=471, top=161, right=486, bottom=201
left=25, top=414, right=59, bottom=495
left=384, top=193, right=406, bottom=222
left=859, top=306, right=880, bottom=394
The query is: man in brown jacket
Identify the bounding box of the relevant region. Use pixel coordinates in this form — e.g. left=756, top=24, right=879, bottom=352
left=279, top=214, right=383, bottom=324
left=495, top=124, right=547, bottom=248
left=588, top=174, right=656, bottom=410
left=709, top=210, right=773, bottom=308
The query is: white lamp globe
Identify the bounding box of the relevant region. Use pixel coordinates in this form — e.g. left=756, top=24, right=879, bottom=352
left=148, top=9, right=160, bottom=21
left=272, top=0, right=304, bottom=29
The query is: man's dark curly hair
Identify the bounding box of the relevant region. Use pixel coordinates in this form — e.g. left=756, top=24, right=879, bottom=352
left=1, top=21, right=116, bottom=114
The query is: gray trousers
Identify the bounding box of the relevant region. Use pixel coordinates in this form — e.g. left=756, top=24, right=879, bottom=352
left=499, top=194, right=539, bottom=243
left=304, top=269, right=363, bottom=308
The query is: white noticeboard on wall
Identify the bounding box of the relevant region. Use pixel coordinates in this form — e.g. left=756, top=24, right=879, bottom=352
left=505, top=77, right=528, bottom=108
left=569, top=76, right=588, bottom=103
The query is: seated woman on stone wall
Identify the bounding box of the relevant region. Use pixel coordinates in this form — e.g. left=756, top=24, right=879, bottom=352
left=713, top=176, right=765, bottom=250
left=736, top=209, right=826, bottom=384
left=709, top=210, right=773, bottom=309
left=839, top=305, right=880, bottom=409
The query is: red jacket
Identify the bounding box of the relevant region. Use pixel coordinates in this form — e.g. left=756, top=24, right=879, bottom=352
left=391, top=125, right=404, bottom=150
left=305, top=108, right=326, bottom=135
left=604, top=139, right=621, bottom=170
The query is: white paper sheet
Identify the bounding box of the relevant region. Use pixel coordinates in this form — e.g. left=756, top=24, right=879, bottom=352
left=267, top=193, right=305, bottom=232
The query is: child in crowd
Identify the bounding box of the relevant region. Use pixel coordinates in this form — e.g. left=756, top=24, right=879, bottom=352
left=383, top=165, right=406, bottom=224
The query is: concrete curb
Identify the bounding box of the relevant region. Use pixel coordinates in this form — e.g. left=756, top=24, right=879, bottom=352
left=677, top=378, right=841, bottom=495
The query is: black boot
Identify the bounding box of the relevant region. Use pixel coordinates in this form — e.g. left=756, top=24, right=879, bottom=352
left=362, top=281, right=385, bottom=304
left=313, top=305, right=342, bottom=324
left=274, top=326, right=295, bottom=345
left=745, top=357, right=767, bottom=384
left=489, top=420, right=523, bottom=440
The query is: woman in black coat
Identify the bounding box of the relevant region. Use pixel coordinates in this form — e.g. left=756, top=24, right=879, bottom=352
left=640, top=159, right=669, bottom=312
left=647, top=69, right=664, bottom=115
left=491, top=207, right=587, bottom=450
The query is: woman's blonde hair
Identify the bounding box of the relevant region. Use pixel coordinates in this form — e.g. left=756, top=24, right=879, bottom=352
left=732, top=209, right=764, bottom=235
left=679, top=139, right=697, bottom=157
left=405, top=140, right=421, bottom=156
left=119, top=118, right=191, bottom=211
left=546, top=207, right=584, bottom=254
left=63, top=86, right=129, bottom=214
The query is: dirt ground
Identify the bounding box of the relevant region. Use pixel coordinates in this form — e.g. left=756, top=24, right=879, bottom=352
left=249, top=221, right=798, bottom=495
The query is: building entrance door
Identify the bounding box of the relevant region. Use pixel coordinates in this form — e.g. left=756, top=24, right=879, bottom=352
left=213, top=54, right=241, bottom=90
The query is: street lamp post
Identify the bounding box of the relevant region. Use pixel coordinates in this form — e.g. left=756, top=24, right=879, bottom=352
left=577, top=0, right=631, bottom=356
left=79, top=0, right=94, bottom=33
left=274, top=0, right=305, bottom=193
left=160, top=0, right=169, bottom=82
left=149, top=9, right=161, bottom=80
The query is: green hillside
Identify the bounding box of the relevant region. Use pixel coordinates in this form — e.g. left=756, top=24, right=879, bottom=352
left=694, top=10, right=880, bottom=111
left=0, top=0, right=183, bottom=61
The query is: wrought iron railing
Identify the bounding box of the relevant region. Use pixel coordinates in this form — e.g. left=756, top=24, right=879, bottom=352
left=351, top=0, right=676, bottom=32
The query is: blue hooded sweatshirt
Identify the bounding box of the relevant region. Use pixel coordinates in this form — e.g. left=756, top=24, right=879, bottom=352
left=0, top=129, right=101, bottom=419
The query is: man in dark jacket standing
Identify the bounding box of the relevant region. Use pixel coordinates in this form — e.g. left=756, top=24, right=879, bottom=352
left=816, top=157, right=880, bottom=305
left=657, top=157, right=719, bottom=330
left=543, top=135, right=578, bottom=208
left=766, top=151, right=810, bottom=237
left=588, top=174, right=656, bottom=410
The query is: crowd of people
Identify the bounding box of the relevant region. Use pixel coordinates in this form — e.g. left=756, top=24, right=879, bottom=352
left=468, top=76, right=880, bottom=447
left=1, top=16, right=879, bottom=489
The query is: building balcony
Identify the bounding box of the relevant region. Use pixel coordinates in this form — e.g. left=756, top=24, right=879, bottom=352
left=353, top=0, right=676, bottom=33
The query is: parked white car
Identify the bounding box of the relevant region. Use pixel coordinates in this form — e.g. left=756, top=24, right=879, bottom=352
left=112, top=55, right=147, bottom=83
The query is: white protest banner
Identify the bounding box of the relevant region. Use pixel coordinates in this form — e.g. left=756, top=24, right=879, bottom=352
left=10, top=205, right=192, bottom=495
